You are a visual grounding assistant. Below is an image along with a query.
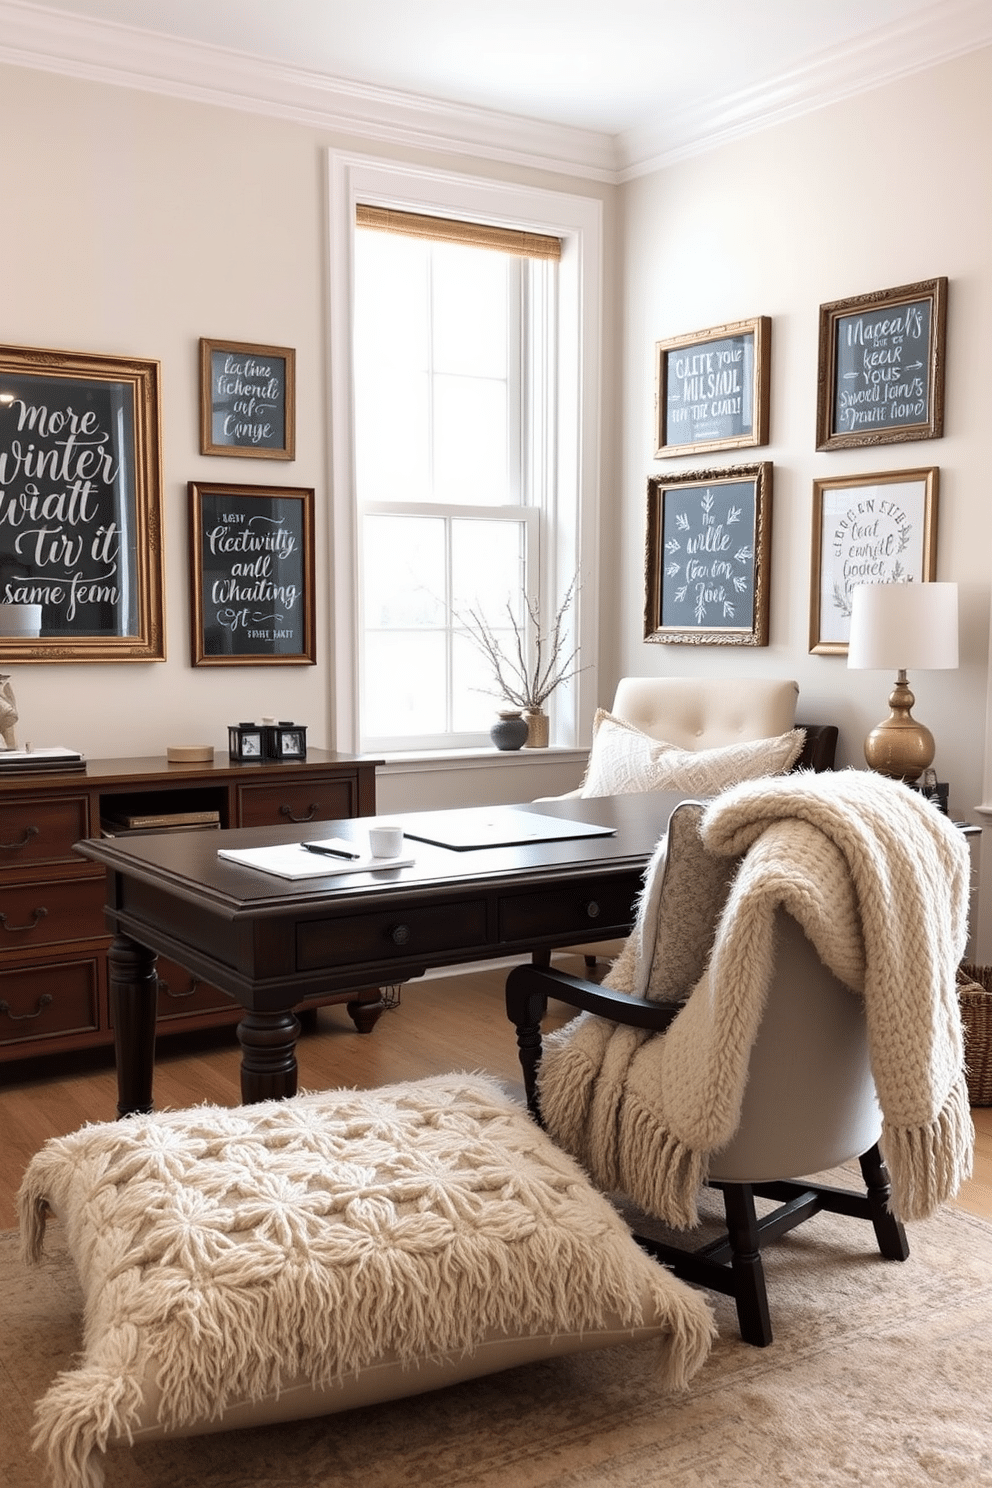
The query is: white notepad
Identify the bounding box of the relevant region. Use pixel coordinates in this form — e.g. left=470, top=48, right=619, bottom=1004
left=218, top=843, right=415, bottom=880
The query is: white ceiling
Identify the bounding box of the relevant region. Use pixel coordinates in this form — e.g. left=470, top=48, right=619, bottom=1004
left=3, top=0, right=991, bottom=177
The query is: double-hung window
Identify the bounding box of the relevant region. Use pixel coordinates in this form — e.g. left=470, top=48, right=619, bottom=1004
left=329, top=157, right=602, bottom=757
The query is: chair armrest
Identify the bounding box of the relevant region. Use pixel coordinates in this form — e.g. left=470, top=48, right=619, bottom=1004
left=794, top=723, right=838, bottom=773
left=505, top=963, right=681, bottom=1118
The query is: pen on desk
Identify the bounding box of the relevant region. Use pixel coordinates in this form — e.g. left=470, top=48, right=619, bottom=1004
left=301, top=842, right=361, bottom=860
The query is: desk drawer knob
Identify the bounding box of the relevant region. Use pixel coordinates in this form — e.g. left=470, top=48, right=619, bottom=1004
left=279, top=803, right=319, bottom=824
left=584, top=901, right=601, bottom=921
left=390, top=923, right=411, bottom=946
left=0, top=993, right=53, bottom=1022
left=1, top=825, right=40, bottom=852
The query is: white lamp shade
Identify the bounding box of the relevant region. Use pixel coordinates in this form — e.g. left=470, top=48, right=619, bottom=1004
left=0, top=603, right=42, bottom=637
left=847, top=582, right=958, bottom=672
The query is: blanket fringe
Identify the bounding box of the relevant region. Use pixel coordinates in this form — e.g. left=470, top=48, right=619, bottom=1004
left=882, top=1072, right=975, bottom=1222
left=617, top=1093, right=708, bottom=1231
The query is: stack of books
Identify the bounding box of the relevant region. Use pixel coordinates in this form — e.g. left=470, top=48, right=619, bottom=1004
left=100, top=808, right=221, bottom=837
left=0, top=746, right=84, bottom=775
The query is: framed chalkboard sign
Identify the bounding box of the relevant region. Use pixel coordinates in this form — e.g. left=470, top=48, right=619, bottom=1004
left=199, top=338, right=296, bottom=460
left=0, top=344, right=165, bottom=662
left=654, top=317, right=770, bottom=459
left=188, top=482, right=315, bottom=666
left=645, top=464, right=772, bottom=646
left=816, top=279, right=947, bottom=450
left=809, top=467, right=938, bottom=655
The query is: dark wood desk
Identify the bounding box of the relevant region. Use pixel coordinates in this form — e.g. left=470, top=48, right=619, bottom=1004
left=75, top=793, right=680, bottom=1116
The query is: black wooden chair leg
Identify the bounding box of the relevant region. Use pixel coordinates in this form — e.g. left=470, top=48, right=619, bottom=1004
left=859, top=1144, right=910, bottom=1261
left=722, top=1184, right=773, bottom=1347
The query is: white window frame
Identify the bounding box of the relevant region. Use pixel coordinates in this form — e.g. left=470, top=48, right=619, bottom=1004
left=327, top=152, right=602, bottom=754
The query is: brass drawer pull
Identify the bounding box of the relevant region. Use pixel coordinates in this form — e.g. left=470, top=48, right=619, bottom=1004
left=279, top=803, right=319, bottom=824
left=0, top=906, right=48, bottom=934
left=0, top=993, right=54, bottom=1021
left=1, top=825, right=40, bottom=851
left=157, top=976, right=202, bottom=1001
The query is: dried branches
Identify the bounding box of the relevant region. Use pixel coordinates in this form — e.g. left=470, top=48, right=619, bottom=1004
left=457, top=572, right=583, bottom=710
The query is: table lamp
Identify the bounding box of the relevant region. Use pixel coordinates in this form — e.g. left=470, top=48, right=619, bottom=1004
left=847, top=581, right=958, bottom=781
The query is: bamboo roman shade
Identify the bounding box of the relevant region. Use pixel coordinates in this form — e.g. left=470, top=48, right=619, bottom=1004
left=356, top=204, right=561, bottom=261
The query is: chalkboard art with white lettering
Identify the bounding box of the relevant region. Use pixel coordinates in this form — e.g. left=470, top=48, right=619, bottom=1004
left=816, top=279, right=946, bottom=451
left=644, top=464, right=772, bottom=647
left=655, top=317, right=770, bottom=459
left=0, top=345, right=165, bottom=661
left=189, top=482, right=315, bottom=666
left=199, top=339, right=296, bottom=460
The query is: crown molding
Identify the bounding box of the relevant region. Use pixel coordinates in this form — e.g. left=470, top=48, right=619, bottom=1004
left=0, top=0, right=620, bottom=182
left=617, top=0, right=992, bottom=179
left=1, top=0, right=991, bottom=186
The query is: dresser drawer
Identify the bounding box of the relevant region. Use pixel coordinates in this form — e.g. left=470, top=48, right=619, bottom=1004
left=0, top=876, right=106, bottom=949
left=0, top=794, right=91, bottom=868
left=0, top=953, right=102, bottom=1049
left=237, top=775, right=359, bottom=828
left=498, top=872, right=642, bottom=944
left=297, top=897, right=489, bottom=970
left=152, top=956, right=237, bottom=1023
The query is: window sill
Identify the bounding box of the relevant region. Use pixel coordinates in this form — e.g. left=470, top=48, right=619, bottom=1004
left=369, top=746, right=588, bottom=775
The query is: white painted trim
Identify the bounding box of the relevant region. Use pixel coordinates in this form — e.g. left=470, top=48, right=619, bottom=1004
left=327, top=152, right=603, bottom=754
left=2, top=0, right=990, bottom=182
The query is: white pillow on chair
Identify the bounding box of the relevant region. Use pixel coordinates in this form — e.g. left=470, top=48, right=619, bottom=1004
left=580, top=710, right=805, bottom=799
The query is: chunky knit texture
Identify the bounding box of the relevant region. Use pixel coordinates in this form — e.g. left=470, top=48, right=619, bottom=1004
left=18, top=1073, right=714, bottom=1488
left=539, top=770, right=973, bottom=1228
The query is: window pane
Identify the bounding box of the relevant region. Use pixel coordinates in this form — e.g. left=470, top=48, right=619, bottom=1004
left=432, top=242, right=509, bottom=378
left=364, top=631, right=447, bottom=737
left=433, top=377, right=509, bottom=504
left=452, top=630, right=507, bottom=731
left=363, top=514, right=445, bottom=627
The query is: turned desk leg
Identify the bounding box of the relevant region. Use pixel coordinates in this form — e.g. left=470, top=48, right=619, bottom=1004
left=237, top=1010, right=301, bottom=1103
left=108, top=933, right=159, bottom=1118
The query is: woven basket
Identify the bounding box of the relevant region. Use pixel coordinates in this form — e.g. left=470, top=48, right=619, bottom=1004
left=958, top=962, right=992, bottom=1106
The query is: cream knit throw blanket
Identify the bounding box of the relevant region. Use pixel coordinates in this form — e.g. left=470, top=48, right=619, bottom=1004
left=539, top=770, right=974, bottom=1227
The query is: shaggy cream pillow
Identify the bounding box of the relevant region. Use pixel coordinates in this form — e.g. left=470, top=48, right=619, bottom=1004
left=20, top=1073, right=714, bottom=1488
left=580, top=710, right=805, bottom=798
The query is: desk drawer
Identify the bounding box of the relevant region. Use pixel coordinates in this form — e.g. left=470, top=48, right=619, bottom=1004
left=237, top=776, right=358, bottom=828
left=297, top=897, right=488, bottom=970
left=498, top=873, right=642, bottom=944
left=0, top=795, right=90, bottom=868
left=0, top=876, right=106, bottom=949
left=0, top=953, right=101, bottom=1048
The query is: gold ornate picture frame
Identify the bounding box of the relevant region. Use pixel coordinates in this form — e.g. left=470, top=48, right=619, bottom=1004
left=645, top=463, right=773, bottom=646
left=0, top=343, right=165, bottom=662
left=815, top=279, right=946, bottom=451
left=654, top=317, right=770, bottom=459
left=199, top=338, right=296, bottom=460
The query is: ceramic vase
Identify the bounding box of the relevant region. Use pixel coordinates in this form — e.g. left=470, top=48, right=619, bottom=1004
left=490, top=710, right=529, bottom=751
left=523, top=707, right=549, bottom=748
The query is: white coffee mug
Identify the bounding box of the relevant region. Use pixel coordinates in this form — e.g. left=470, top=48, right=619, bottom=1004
left=368, top=824, right=403, bottom=858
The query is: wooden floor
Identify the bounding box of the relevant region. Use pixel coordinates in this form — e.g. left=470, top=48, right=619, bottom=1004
left=2, top=957, right=991, bottom=1232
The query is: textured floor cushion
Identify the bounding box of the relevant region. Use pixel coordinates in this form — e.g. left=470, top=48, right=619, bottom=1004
left=19, top=1072, right=714, bottom=1488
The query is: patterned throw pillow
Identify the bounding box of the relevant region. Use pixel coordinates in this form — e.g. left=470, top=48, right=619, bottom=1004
left=580, top=709, right=805, bottom=799
left=605, top=800, right=741, bottom=1003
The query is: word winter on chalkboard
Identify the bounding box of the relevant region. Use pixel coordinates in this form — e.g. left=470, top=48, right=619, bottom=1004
left=188, top=482, right=315, bottom=666
left=0, top=344, right=165, bottom=661
left=655, top=317, right=770, bottom=459
left=645, top=464, right=772, bottom=647
left=200, top=338, right=296, bottom=460
left=817, top=279, right=946, bottom=450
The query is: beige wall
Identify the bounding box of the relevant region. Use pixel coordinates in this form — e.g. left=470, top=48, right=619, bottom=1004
left=0, top=61, right=615, bottom=802
left=619, top=47, right=992, bottom=833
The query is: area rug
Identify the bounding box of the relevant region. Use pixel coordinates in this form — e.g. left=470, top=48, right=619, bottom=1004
left=3, top=1190, right=992, bottom=1488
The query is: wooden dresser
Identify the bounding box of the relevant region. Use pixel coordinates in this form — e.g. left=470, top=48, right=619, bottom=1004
left=0, top=750, right=378, bottom=1064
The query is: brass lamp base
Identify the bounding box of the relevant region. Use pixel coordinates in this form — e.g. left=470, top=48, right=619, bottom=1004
left=863, top=670, right=935, bottom=783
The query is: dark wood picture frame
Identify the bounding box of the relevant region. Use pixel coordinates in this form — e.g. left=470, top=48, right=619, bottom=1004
left=0, top=343, right=165, bottom=662
left=654, top=316, right=770, bottom=459
left=809, top=467, right=938, bottom=655
left=815, top=278, right=947, bottom=450
left=188, top=481, right=316, bottom=666
left=199, top=338, right=296, bottom=460
left=645, top=463, right=773, bottom=646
